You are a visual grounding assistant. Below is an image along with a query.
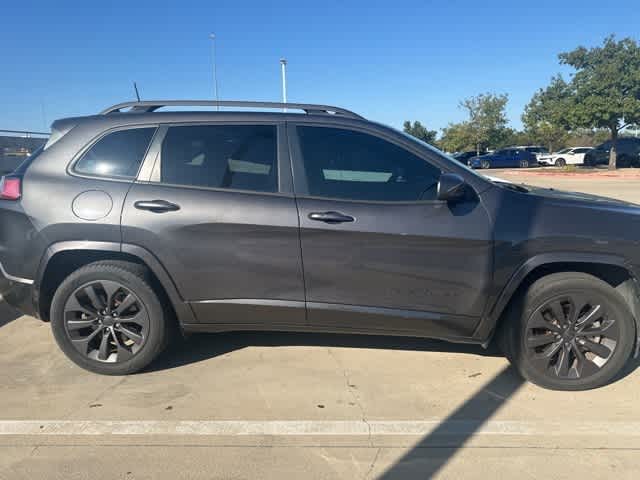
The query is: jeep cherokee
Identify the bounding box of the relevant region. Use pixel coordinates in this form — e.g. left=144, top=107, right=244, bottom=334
left=1, top=100, right=638, bottom=390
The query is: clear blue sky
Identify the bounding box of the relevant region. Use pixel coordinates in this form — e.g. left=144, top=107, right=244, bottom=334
left=1, top=0, right=638, bottom=133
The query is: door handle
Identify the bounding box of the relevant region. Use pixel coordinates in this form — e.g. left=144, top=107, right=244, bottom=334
left=134, top=200, right=180, bottom=213
left=308, top=211, right=355, bottom=223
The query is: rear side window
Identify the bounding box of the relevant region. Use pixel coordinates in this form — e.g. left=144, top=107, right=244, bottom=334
left=296, top=126, right=440, bottom=201
left=159, top=125, right=277, bottom=193
left=74, top=128, right=156, bottom=178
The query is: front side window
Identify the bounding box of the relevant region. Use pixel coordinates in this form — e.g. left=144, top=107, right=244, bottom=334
left=160, top=125, right=277, bottom=193
left=297, top=126, right=440, bottom=201
left=75, top=128, right=156, bottom=178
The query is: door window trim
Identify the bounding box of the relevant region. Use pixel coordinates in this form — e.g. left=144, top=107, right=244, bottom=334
left=135, top=121, right=294, bottom=196
left=288, top=122, right=447, bottom=205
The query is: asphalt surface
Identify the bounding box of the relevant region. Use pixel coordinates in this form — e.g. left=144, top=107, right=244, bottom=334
left=2, top=169, right=640, bottom=479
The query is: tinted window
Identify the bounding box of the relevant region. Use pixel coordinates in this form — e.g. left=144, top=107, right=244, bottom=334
left=160, top=125, right=277, bottom=193
left=75, top=128, right=156, bottom=178
left=297, top=126, right=440, bottom=201
left=573, top=148, right=590, bottom=154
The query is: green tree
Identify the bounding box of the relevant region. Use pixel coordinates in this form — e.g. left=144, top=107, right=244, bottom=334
left=558, top=36, right=640, bottom=168
left=439, top=121, right=475, bottom=153
left=522, top=76, right=572, bottom=152
left=499, top=128, right=535, bottom=150
left=402, top=120, right=438, bottom=144
left=460, top=93, right=510, bottom=155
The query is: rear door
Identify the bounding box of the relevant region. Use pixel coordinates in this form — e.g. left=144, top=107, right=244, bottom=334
left=289, top=123, right=493, bottom=340
left=122, top=122, right=305, bottom=327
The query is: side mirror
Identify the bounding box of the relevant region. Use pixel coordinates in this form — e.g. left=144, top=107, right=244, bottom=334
left=437, top=173, right=467, bottom=202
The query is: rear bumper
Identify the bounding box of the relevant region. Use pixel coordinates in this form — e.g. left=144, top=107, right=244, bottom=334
left=0, top=262, right=37, bottom=318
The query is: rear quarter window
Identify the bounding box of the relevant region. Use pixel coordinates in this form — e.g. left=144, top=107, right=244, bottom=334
left=74, top=128, right=156, bottom=178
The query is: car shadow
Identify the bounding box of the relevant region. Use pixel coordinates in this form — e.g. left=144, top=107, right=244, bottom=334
left=145, top=330, right=503, bottom=373
left=0, top=299, right=21, bottom=328
left=378, top=364, right=525, bottom=479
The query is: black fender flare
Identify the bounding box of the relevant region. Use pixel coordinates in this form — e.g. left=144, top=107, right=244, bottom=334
left=34, top=240, right=197, bottom=324
left=474, top=252, right=640, bottom=350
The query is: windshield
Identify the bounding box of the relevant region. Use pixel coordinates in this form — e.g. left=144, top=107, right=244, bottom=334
left=556, top=148, right=571, bottom=154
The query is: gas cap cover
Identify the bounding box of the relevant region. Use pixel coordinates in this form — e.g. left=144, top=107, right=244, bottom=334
left=72, top=190, right=113, bottom=221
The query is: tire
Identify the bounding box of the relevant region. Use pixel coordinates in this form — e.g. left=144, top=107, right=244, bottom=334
left=519, top=159, right=529, bottom=168
left=481, top=160, right=491, bottom=169
left=499, top=272, right=635, bottom=390
left=555, top=158, right=566, bottom=167
left=50, top=261, right=169, bottom=375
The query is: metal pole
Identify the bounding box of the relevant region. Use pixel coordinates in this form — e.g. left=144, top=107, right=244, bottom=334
left=280, top=58, right=287, bottom=111
left=210, top=34, right=220, bottom=110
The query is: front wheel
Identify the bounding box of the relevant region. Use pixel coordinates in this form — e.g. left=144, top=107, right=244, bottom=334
left=50, top=261, right=169, bottom=375
left=499, top=272, right=635, bottom=390
left=519, top=159, right=530, bottom=168
left=481, top=159, right=491, bottom=169
left=555, top=158, right=566, bottom=167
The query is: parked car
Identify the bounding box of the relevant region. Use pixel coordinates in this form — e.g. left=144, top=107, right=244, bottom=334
left=518, top=145, right=549, bottom=160
left=452, top=151, right=481, bottom=164
left=1, top=147, right=31, bottom=175
left=2, top=99, right=639, bottom=391
left=538, top=147, right=593, bottom=167
left=584, top=138, right=640, bottom=167
left=468, top=147, right=537, bottom=169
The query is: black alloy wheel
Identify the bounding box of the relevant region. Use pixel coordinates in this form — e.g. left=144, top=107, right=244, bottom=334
left=64, top=280, right=149, bottom=363
left=524, top=293, right=618, bottom=380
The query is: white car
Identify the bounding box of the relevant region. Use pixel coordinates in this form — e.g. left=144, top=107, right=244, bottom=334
left=537, top=147, right=593, bottom=167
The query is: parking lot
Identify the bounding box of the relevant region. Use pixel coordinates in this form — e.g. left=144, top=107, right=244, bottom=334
left=2, top=169, right=640, bottom=479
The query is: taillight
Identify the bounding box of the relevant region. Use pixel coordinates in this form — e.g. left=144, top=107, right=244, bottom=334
left=0, top=176, right=21, bottom=200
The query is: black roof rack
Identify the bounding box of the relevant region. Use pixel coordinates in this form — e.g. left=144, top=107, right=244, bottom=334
left=100, top=100, right=364, bottom=119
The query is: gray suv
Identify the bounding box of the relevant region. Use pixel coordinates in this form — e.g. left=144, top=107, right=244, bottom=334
left=1, top=100, right=640, bottom=391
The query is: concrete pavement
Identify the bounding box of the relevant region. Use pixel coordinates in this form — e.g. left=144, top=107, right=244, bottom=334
left=2, top=172, right=640, bottom=479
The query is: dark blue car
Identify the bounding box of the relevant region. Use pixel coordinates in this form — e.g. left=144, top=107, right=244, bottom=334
left=469, top=147, right=537, bottom=169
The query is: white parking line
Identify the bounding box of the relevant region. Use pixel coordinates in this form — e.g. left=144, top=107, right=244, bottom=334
left=0, top=420, right=639, bottom=436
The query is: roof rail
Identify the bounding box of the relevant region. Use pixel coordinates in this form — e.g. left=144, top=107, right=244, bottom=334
left=100, top=100, right=364, bottom=119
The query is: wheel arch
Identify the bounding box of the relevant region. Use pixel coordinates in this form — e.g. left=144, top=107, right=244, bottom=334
left=477, top=253, right=640, bottom=355
left=35, top=241, right=196, bottom=325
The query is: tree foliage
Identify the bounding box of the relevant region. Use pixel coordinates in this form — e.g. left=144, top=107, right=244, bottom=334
left=460, top=93, right=509, bottom=155
left=558, top=36, right=640, bottom=168
left=402, top=121, right=438, bottom=144
left=438, top=93, right=511, bottom=153
left=439, top=121, right=475, bottom=153
left=522, top=76, right=572, bottom=152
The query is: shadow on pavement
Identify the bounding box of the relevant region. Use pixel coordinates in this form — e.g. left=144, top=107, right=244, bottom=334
left=0, top=299, right=21, bottom=328
left=146, top=330, right=503, bottom=373
left=379, top=364, right=524, bottom=479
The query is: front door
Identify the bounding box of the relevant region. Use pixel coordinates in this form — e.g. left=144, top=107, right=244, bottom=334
left=289, top=124, right=493, bottom=340
left=122, top=122, right=305, bottom=327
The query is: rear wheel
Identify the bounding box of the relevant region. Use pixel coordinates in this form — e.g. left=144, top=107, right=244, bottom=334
left=499, top=272, right=635, bottom=390
left=555, top=158, right=566, bottom=167
left=50, top=261, right=169, bottom=375
left=519, top=159, right=529, bottom=168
